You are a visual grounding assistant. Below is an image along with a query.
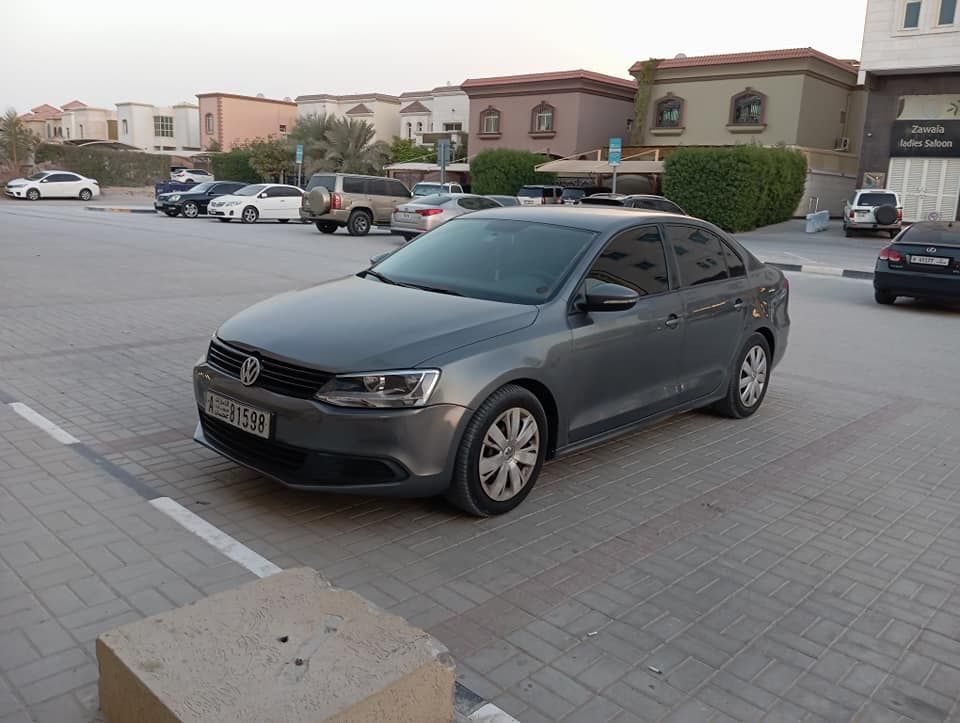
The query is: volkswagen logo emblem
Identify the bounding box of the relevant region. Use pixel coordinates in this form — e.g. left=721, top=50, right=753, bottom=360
left=927, top=247, right=938, bottom=254
left=239, top=356, right=261, bottom=386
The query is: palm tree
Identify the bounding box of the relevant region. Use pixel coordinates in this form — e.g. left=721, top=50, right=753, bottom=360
left=289, top=113, right=336, bottom=173
left=0, top=108, right=38, bottom=168
left=323, top=117, right=389, bottom=174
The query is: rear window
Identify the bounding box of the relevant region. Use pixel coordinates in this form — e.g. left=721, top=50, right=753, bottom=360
left=414, top=194, right=451, bottom=207
left=900, top=224, right=960, bottom=245
left=413, top=183, right=441, bottom=196
left=580, top=197, right=625, bottom=206
left=306, top=175, right=336, bottom=192
left=518, top=187, right=546, bottom=198
left=857, top=193, right=898, bottom=207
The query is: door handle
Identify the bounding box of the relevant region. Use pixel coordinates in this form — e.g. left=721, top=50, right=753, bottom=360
left=664, top=314, right=681, bottom=329
left=733, top=298, right=744, bottom=311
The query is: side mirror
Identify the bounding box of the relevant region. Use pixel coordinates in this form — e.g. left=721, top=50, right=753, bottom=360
left=258, top=192, right=268, bottom=199
left=40, top=178, right=49, bottom=183
left=369, top=251, right=392, bottom=266
left=579, top=283, right=640, bottom=313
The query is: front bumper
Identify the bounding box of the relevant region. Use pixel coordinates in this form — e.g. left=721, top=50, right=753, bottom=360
left=193, top=362, right=468, bottom=496
left=155, top=201, right=181, bottom=213
left=4, top=187, right=26, bottom=198
left=874, top=266, right=960, bottom=300
left=208, top=206, right=238, bottom=217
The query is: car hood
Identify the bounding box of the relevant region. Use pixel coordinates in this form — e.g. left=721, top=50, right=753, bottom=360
left=209, top=194, right=242, bottom=204
left=216, top=275, right=539, bottom=372
left=5, top=178, right=29, bottom=187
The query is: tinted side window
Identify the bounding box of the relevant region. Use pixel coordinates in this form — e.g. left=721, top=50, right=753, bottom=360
left=46, top=173, right=74, bottom=182
left=722, top=242, right=746, bottom=278
left=342, top=177, right=366, bottom=194
left=264, top=186, right=284, bottom=197
left=368, top=179, right=389, bottom=196
left=656, top=200, right=683, bottom=213
left=306, top=175, right=336, bottom=192
left=474, top=197, right=501, bottom=209
left=667, top=225, right=730, bottom=287
left=457, top=197, right=479, bottom=210
left=585, top=225, right=670, bottom=297
left=280, top=186, right=303, bottom=197
left=388, top=180, right=410, bottom=197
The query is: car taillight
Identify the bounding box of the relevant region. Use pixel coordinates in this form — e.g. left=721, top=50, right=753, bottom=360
left=849, top=210, right=855, bottom=219
left=879, top=247, right=903, bottom=262
left=331, top=193, right=342, bottom=210
left=897, top=208, right=903, bottom=221
left=416, top=208, right=443, bottom=216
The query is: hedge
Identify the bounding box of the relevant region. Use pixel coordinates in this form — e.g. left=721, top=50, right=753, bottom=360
left=662, top=146, right=807, bottom=232
left=470, top=148, right=556, bottom=195
left=210, top=148, right=260, bottom=184
left=34, top=144, right=170, bottom=187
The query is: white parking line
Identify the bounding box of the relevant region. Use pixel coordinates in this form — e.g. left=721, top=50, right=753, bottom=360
left=468, top=703, right=523, bottom=722
left=149, top=496, right=282, bottom=578
left=8, top=402, right=80, bottom=445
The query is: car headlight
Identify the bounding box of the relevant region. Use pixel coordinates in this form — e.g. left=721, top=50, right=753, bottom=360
left=316, top=370, right=440, bottom=408
left=168, top=194, right=181, bottom=202
left=224, top=200, right=242, bottom=206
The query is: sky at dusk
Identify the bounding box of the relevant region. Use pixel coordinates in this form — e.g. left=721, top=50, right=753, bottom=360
left=1, top=0, right=869, bottom=112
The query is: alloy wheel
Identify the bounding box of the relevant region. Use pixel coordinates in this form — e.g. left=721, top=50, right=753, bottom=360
left=739, top=345, right=767, bottom=407
left=478, top=407, right=540, bottom=501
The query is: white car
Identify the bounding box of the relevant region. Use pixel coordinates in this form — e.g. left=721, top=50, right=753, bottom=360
left=171, top=168, right=214, bottom=184
left=207, top=183, right=305, bottom=223
left=4, top=170, right=101, bottom=201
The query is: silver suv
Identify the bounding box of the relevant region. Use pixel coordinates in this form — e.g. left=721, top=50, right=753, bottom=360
left=300, top=173, right=412, bottom=236
left=843, top=189, right=903, bottom=238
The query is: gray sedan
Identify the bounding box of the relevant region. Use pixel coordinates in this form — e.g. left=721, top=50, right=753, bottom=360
left=193, top=207, right=790, bottom=516
left=390, top=193, right=502, bottom=240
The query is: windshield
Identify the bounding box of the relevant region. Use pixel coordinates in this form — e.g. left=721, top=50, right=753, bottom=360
left=517, top=187, right=545, bottom=198
left=412, top=183, right=442, bottom=196
left=235, top=184, right=267, bottom=196
left=306, top=175, right=335, bottom=192
left=857, top=193, right=897, bottom=207
left=188, top=182, right=215, bottom=193
left=27, top=172, right=47, bottom=181
left=370, top=218, right=596, bottom=304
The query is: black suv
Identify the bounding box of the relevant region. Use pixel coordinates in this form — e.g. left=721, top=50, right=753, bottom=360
left=580, top=194, right=686, bottom=214
left=155, top=181, right=248, bottom=218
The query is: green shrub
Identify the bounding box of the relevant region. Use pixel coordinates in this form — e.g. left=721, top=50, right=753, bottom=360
left=662, top=146, right=807, bottom=232
left=210, top=147, right=260, bottom=184
left=470, top=148, right=556, bottom=195
left=34, top=143, right=169, bottom=186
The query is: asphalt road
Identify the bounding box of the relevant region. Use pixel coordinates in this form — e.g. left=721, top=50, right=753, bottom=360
left=2, top=201, right=959, bottom=723
left=736, top=219, right=888, bottom=272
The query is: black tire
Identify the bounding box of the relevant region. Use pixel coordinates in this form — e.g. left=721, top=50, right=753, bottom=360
left=182, top=201, right=199, bottom=218
left=164, top=208, right=180, bottom=217
left=844, top=228, right=854, bottom=238
left=278, top=219, right=290, bottom=224
left=26, top=188, right=40, bottom=201
left=875, top=289, right=897, bottom=305
left=316, top=221, right=338, bottom=234
left=241, top=206, right=259, bottom=224
left=712, top=333, right=772, bottom=419
left=218, top=218, right=231, bottom=223
left=445, top=385, right=548, bottom=517
left=346, top=209, right=372, bottom=236
left=79, top=188, right=93, bottom=201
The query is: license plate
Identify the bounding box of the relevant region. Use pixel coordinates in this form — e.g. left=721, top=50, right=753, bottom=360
left=910, top=255, right=949, bottom=266
left=396, top=212, right=418, bottom=222
left=855, top=211, right=870, bottom=218
left=205, top=392, right=271, bottom=439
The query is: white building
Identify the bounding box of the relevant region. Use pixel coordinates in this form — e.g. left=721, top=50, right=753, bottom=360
left=293, top=93, right=401, bottom=143
left=397, top=84, right=470, bottom=148
left=116, top=102, right=201, bottom=153
left=857, top=0, right=960, bottom=221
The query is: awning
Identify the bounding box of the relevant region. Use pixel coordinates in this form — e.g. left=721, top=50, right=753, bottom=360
left=535, top=159, right=665, bottom=174
left=384, top=162, right=470, bottom=172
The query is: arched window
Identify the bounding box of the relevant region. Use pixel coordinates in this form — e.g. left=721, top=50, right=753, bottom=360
left=204, top=113, right=214, bottom=134
left=479, top=107, right=501, bottom=135
left=122, top=119, right=129, bottom=135
left=530, top=102, right=555, bottom=133
left=654, top=94, right=683, bottom=128
left=416, top=121, right=423, bottom=133
left=730, top=89, right=765, bottom=125
left=79, top=124, right=84, bottom=138
left=406, top=122, right=412, bottom=139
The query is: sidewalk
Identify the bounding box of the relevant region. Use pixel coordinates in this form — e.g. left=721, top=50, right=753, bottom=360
left=0, top=400, right=255, bottom=723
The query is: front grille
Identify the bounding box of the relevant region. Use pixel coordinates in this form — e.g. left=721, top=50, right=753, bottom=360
left=200, top=413, right=306, bottom=471
left=207, top=338, right=333, bottom=398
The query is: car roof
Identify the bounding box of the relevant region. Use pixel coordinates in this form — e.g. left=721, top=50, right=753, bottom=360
left=855, top=189, right=898, bottom=194
left=465, top=205, right=693, bottom=232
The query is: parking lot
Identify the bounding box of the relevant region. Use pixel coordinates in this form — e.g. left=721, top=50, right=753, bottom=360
left=2, top=201, right=960, bottom=722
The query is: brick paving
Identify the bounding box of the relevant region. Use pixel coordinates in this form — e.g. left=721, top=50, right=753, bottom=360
left=2, top=206, right=960, bottom=721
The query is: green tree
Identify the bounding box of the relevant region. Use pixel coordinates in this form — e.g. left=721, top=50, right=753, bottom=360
left=289, top=113, right=336, bottom=173
left=469, top=148, right=556, bottom=195
left=247, top=137, right=294, bottom=182
left=210, top=146, right=260, bottom=183
left=0, top=108, right=38, bottom=167
left=324, top=117, right=390, bottom=174
left=389, top=137, right=433, bottom=164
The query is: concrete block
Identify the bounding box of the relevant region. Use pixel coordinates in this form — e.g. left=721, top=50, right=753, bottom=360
left=97, top=568, right=455, bottom=723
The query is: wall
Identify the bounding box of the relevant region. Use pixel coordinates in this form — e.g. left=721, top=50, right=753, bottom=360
left=173, top=104, right=200, bottom=150
left=574, top=93, right=635, bottom=154
left=795, top=77, right=863, bottom=154
left=859, top=0, right=960, bottom=75
left=642, top=75, right=805, bottom=147
left=116, top=103, right=155, bottom=150
left=471, top=92, right=591, bottom=157
left=198, top=97, right=220, bottom=150
left=429, top=89, right=470, bottom=133
left=218, top=96, right=295, bottom=150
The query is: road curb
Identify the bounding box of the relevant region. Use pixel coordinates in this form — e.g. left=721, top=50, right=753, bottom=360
left=85, top=206, right=157, bottom=214
left=766, top=262, right=874, bottom=281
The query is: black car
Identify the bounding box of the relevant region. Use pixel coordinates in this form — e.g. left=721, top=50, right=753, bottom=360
left=580, top=194, right=686, bottom=215
left=156, top=181, right=248, bottom=218
left=874, top=221, right=960, bottom=305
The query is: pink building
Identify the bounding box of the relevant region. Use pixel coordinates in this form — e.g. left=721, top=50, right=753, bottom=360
left=462, top=70, right=637, bottom=158
left=196, top=92, right=298, bottom=151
